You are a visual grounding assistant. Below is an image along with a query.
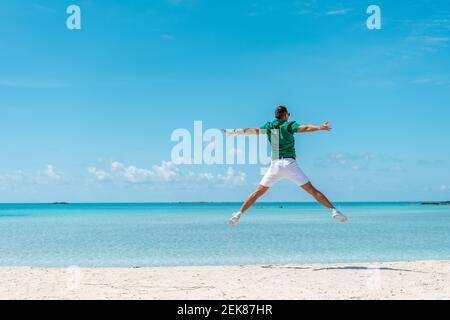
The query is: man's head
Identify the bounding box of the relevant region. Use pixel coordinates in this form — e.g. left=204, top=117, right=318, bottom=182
left=275, top=106, right=290, bottom=120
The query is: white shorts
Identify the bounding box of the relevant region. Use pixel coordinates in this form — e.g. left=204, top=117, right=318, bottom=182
left=260, top=158, right=310, bottom=187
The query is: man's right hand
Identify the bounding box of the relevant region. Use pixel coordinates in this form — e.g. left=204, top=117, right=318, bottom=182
left=320, top=121, right=332, bottom=131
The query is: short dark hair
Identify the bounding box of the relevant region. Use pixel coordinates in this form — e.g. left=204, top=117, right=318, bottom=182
left=275, top=106, right=288, bottom=119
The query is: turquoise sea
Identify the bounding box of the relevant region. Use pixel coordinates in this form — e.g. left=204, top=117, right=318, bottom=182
left=1, top=203, right=449, bottom=267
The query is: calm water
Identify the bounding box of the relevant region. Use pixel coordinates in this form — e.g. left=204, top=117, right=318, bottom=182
left=1, top=203, right=449, bottom=267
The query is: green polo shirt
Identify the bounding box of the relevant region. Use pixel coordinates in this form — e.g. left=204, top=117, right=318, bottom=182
left=260, top=119, right=300, bottom=160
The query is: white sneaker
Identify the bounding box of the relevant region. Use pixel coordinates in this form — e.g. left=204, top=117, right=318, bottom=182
left=331, top=208, right=348, bottom=222
left=229, top=211, right=243, bottom=226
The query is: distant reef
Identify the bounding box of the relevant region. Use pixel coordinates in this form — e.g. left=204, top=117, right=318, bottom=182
left=50, top=202, right=69, bottom=205
left=421, top=201, right=450, bottom=205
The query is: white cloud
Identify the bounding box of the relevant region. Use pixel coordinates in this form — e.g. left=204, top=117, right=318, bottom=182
left=0, top=80, right=68, bottom=88
left=326, top=8, right=352, bottom=16
left=196, top=172, right=215, bottom=181
left=120, top=165, right=154, bottom=183
left=217, top=167, right=247, bottom=185
left=92, top=161, right=181, bottom=184
left=0, top=171, right=26, bottom=187
left=411, top=78, right=448, bottom=86
left=108, top=161, right=168, bottom=184
left=88, top=160, right=246, bottom=187
left=412, top=78, right=432, bottom=84
left=315, top=153, right=403, bottom=172
left=88, top=167, right=112, bottom=182
left=151, top=161, right=180, bottom=181
left=418, top=159, right=445, bottom=166
left=161, top=34, right=174, bottom=41
left=43, top=165, right=62, bottom=181
left=0, top=165, right=64, bottom=188
left=186, top=167, right=246, bottom=186
left=34, top=164, right=65, bottom=185
left=293, top=0, right=318, bottom=16
left=405, top=36, right=450, bottom=53
left=111, top=161, right=125, bottom=171
left=407, top=35, right=450, bottom=44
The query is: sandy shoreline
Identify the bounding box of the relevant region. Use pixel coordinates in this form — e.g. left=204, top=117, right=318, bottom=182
left=1, top=260, right=449, bottom=300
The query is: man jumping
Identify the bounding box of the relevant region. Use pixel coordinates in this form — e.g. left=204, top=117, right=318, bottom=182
left=224, top=106, right=348, bottom=226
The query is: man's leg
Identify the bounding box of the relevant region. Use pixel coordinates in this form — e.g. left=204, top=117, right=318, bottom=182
left=240, top=184, right=269, bottom=213
left=229, top=185, right=269, bottom=226
left=301, top=182, right=348, bottom=222
left=301, top=182, right=334, bottom=209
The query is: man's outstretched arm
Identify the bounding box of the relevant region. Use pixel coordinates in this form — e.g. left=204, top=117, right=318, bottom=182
left=297, top=121, right=332, bottom=133
left=221, top=128, right=262, bottom=135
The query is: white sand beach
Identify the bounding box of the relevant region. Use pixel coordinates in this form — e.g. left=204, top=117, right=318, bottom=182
left=1, top=260, right=449, bottom=300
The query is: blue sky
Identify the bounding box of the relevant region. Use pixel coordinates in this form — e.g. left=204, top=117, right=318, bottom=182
left=0, top=0, right=449, bottom=202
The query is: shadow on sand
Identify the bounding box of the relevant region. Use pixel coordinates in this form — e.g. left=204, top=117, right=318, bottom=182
left=261, top=265, right=426, bottom=273
left=312, top=266, right=425, bottom=273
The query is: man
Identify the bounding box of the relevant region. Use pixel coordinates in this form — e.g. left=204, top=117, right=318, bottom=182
left=224, top=106, right=348, bottom=226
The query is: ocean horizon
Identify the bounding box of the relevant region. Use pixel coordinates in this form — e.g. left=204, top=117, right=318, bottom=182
left=1, top=202, right=450, bottom=268
left=0, top=201, right=439, bottom=205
